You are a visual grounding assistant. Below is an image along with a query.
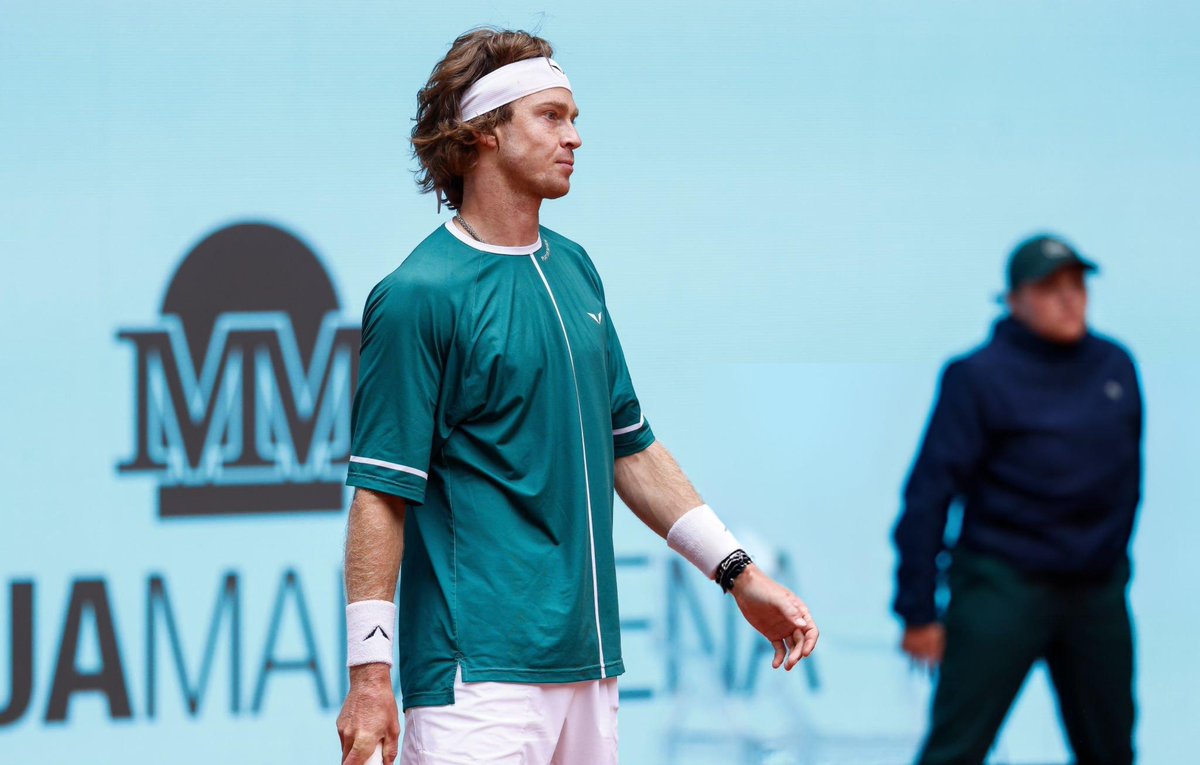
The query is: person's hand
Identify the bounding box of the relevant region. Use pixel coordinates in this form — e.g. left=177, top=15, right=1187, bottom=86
left=337, top=664, right=400, bottom=765
left=901, top=623, right=945, bottom=672
left=729, top=563, right=818, bottom=670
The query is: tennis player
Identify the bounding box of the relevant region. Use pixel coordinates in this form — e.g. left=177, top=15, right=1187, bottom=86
left=335, top=27, right=818, bottom=765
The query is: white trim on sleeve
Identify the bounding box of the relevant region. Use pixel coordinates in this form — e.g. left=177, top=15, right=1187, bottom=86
left=612, top=414, right=645, bottom=436
left=349, top=455, right=429, bottom=480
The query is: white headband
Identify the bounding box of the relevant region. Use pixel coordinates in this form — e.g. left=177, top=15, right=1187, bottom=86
left=458, top=57, right=572, bottom=122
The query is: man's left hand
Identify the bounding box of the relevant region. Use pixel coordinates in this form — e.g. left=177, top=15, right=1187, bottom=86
left=730, top=563, right=819, bottom=670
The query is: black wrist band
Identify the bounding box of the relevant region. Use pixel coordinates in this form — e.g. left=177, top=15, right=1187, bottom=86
left=716, top=549, right=752, bottom=593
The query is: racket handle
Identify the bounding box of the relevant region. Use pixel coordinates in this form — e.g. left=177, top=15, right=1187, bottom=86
left=365, top=743, right=384, bottom=765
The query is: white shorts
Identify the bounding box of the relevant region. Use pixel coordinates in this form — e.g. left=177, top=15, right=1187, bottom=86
left=400, top=669, right=619, bottom=765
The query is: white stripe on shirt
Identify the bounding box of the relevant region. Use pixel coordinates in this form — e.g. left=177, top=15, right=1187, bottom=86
left=612, top=414, right=645, bottom=436
left=349, top=455, right=429, bottom=480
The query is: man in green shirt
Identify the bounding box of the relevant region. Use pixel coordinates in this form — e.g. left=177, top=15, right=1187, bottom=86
left=336, top=28, right=819, bottom=765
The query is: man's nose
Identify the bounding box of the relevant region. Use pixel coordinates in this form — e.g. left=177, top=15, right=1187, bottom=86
left=563, top=123, right=582, bottom=150
left=1059, top=286, right=1086, bottom=307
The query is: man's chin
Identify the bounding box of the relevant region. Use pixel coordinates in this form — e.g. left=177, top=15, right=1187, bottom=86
left=1052, top=324, right=1088, bottom=345
left=540, top=183, right=571, bottom=200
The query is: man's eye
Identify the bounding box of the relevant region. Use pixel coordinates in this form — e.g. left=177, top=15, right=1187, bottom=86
left=544, top=111, right=559, bottom=120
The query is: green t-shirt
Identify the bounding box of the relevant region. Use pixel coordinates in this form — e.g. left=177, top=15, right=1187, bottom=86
left=346, top=222, right=655, bottom=709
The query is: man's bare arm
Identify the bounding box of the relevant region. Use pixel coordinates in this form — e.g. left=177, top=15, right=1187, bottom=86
left=615, top=441, right=819, bottom=669
left=613, top=441, right=702, bottom=538
left=337, top=488, right=406, bottom=765
left=344, top=487, right=406, bottom=602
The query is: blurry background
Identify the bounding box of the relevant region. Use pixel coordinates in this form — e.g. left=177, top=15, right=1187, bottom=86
left=2, top=2, right=1198, bottom=763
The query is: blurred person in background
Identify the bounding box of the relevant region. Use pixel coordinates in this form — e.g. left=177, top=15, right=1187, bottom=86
left=891, top=234, right=1143, bottom=765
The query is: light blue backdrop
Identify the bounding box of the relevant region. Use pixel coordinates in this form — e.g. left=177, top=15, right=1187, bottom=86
left=2, top=2, right=1198, bottom=763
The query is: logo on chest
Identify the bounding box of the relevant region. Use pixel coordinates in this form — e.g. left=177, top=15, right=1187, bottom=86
left=586, top=310, right=604, bottom=326
left=1104, top=380, right=1123, bottom=401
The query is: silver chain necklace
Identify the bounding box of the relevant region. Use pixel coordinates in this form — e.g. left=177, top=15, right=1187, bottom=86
left=455, top=214, right=550, bottom=261
left=454, top=214, right=484, bottom=242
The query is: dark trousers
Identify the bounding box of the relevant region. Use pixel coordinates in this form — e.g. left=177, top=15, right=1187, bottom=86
left=917, top=550, right=1135, bottom=765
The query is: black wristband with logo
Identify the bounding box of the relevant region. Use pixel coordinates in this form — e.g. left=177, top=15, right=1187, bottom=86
left=716, top=549, right=753, bottom=593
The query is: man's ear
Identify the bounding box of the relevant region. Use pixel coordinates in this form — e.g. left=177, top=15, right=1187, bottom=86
left=475, top=130, right=499, bottom=150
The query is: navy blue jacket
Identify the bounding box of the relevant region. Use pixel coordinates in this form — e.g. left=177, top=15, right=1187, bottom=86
left=893, top=317, right=1143, bottom=626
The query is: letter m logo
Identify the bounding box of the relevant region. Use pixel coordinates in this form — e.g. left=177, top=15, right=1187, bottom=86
left=118, top=312, right=360, bottom=517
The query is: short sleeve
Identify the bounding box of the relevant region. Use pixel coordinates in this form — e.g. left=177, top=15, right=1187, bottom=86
left=605, top=310, right=655, bottom=457
left=346, top=277, right=447, bottom=504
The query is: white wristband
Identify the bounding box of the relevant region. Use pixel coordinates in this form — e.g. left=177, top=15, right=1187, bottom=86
left=346, top=600, right=396, bottom=667
left=666, top=504, right=741, bottom=580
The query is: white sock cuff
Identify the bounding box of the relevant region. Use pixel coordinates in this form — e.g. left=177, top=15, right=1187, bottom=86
left=346, top=600, right=396, bottom=667
left=666, top=504, right=741, bottom=580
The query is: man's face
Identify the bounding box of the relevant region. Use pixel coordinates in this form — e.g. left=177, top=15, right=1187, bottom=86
left=1007, top=265, right=1089, bottom=344
left=490, top=88, right=581, bottom=200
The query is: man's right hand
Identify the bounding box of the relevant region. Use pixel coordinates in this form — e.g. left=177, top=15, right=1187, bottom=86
left=337, top=664, right=400, bottom=765
left=901, top=623, right=946, bottom=671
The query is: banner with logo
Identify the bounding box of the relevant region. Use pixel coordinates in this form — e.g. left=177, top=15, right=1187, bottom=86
left=3, top=3, right=1197, bottom=763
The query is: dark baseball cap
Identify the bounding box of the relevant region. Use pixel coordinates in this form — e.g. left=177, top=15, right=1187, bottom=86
left=1006, top=234, right=1098, bottom=292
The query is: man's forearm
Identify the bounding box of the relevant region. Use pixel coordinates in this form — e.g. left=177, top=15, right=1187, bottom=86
left=344, top=488, right=407, bottom=602
left=614, top=441, right=703, bottom=539
left=892, top=495, right=953, bottom=626
left=617, top=443, right=818, bottom=666
left=339, top=488, right=403, bottom=762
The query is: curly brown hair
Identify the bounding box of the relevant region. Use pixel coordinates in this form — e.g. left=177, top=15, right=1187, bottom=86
left=411, top=28, right=555, bottom=211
